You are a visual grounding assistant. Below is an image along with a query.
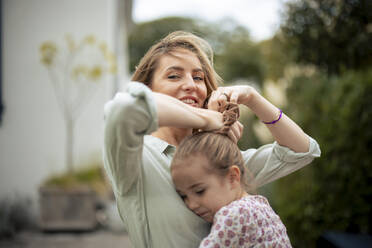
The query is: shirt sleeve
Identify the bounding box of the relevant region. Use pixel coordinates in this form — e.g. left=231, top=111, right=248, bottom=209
left=242, top=136, right=321, bottom=187
left=103, top=82, right=158, bottom=196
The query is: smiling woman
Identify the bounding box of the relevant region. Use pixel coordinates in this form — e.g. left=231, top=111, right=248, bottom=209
left=103, top=31, right=320, bottom=248
left=151, top=49, right=207, bottom=109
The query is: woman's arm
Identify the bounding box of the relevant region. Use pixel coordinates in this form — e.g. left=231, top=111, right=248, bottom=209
left=208, top=85, right=320, bottom=187
left=208, top=85, right=309, bottom=153
left=104, top=82, right=224, bottom=195
left=153, top=92, right=223, bottom=131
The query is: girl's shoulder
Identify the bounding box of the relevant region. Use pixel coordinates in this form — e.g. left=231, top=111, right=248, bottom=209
left=215, top=195, right=275, bottom=222
left=242, top=195, right=271, bottom=207
left=229, top=195, right=270, bottom=210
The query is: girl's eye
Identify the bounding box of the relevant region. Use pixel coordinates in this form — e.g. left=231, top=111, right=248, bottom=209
left=193, top=76, right=204, bottom=81
left=196, top=189, right=205, bottom=195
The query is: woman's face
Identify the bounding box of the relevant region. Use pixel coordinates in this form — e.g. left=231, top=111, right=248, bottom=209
left=151, top=49, right=208, bottom=108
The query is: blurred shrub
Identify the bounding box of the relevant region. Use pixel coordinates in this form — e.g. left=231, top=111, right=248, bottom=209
left=271, top=69, right=372, bottom=247
left=258, top=34, right=295, bottom=82
left=281, top=0, right=372, bottom=75
left=215, top=33, right=265, bottom=87
left=43, top=164, right=111, bottom=197
left=0, top=196, right=33, bottom=239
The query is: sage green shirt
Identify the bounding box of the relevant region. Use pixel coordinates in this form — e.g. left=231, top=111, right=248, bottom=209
left=103, top=82, right=321, bottom=248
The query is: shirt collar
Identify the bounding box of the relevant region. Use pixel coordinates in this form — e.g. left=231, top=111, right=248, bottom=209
left=144, top=135, right=176, bottom=154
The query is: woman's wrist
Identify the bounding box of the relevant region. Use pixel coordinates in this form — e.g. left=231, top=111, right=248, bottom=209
left=241, top=86, right=259, bottom=108
left=197, top=108, right=223, bottom=131
left=243, top=90, right=281, bottom=122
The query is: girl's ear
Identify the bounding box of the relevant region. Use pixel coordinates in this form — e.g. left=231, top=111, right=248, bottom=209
left=228, top=165, right=241, bottom=186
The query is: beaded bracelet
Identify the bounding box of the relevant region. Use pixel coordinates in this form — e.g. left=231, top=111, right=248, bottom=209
left=262, top=109, right=283, bottom=124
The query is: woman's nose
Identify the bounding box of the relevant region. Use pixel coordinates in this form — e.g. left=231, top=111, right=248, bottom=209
left=182, top=75, right=197, bottom=91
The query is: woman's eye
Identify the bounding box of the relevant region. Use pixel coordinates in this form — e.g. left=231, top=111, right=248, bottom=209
left=194, top=76, right=204, bottom=81
left=168, top=75, right=180, bottom=79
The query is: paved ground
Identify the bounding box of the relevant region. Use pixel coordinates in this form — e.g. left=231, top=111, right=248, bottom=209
left=0, top=230, right=133, bottom=248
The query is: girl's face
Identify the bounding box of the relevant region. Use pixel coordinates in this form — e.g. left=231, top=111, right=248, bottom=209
left=151, top=48, right=208, bottom=108
left=171, top=155, right=239, bottom=223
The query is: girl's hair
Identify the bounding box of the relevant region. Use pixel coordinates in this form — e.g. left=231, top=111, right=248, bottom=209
left=171, top=132, right=255, bottom=192
left=131, top=31, right=223, bottom=99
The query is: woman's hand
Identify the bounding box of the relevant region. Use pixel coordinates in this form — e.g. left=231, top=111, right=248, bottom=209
left=208, top=85, right=310, bottom=153
left=207, top=86, right=251, bottom=143
left=207, top=85, right=257, bottom=111
left=226, top=121, right=244, bottom=143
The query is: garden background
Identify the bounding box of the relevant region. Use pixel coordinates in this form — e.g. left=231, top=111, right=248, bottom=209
left=0, top=0, right=371, bottom=247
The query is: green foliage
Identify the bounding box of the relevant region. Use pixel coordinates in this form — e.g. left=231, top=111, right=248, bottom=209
left=236, top=110, right=263, bottom=151
left=215, top=36, right=265, bottom=86
left=271, top=69, right=372, bottom=247
left=258, top=35, right=295, bottom=81
left=281, top=0, right=372, bottom=75
left=43, top=164, right=109, bottom=196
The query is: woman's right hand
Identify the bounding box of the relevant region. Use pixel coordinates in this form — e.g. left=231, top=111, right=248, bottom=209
left=199, top=108, right=224, bottom=131
left=226, top=121, right=244, bottom=143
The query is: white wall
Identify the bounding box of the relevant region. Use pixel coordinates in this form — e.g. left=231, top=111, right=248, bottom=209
left=0, top=0, right=118, bottom=201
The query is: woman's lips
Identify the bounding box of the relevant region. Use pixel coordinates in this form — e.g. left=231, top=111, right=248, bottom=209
left=179, top=96, right=199, bottom=107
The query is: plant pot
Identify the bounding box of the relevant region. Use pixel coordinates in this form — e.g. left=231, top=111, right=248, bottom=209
left=39, top=186, right=97, bottom=231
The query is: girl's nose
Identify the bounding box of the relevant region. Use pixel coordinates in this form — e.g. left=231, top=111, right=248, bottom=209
left=186, top=198, right=199, bottom=211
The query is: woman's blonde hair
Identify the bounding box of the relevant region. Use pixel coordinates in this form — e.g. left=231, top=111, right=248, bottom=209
left=131, top=31, right=222, bottom=99
left=171, top=132, right=255, bottom=192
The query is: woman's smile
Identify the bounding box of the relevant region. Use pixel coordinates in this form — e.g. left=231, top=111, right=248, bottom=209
left=179, top=95, right=199, bottom=107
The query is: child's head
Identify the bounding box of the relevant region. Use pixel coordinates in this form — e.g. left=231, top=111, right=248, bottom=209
left=171, top=132, right=253, bottom=223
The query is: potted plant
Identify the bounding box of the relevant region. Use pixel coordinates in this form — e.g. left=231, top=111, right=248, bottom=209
left=38, top=34, right=116, bottom=231
left=39, top=163, right=113, bottom=231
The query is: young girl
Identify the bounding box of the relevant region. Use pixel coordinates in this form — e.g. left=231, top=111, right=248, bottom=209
left=171, top=104, right=292, bottom=247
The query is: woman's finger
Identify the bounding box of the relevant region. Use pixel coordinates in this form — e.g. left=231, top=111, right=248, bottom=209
left=207, top=91, right=220, bottom=111
left=229, top=91, right=240, bottom=104
left=227, top=128, right=238, bottom=143
left=208, top=89, right=229, bottom=112
left=236, top=121, right=244, bottom=140
left=232, top=122, right=241, bottom=141
left=227, top=121, right=244, bottom=143
left=217, top=93, right=228, bottom=112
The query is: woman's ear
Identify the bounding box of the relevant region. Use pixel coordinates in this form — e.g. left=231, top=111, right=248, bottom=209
left=228, top=165, right=241, bottom=187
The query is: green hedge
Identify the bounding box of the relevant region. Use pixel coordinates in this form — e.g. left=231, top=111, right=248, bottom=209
left=271, top=69, right=372, bottom=247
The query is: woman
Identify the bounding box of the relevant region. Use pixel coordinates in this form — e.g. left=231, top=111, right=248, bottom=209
left=103, top=31, right=320, bottom=248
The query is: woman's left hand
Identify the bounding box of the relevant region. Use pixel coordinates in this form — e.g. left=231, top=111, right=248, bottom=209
left=207, top=86, right=257, bottom=111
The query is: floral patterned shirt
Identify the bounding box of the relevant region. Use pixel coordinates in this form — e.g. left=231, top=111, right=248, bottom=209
left=200, top=195, right=292, bottom=248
